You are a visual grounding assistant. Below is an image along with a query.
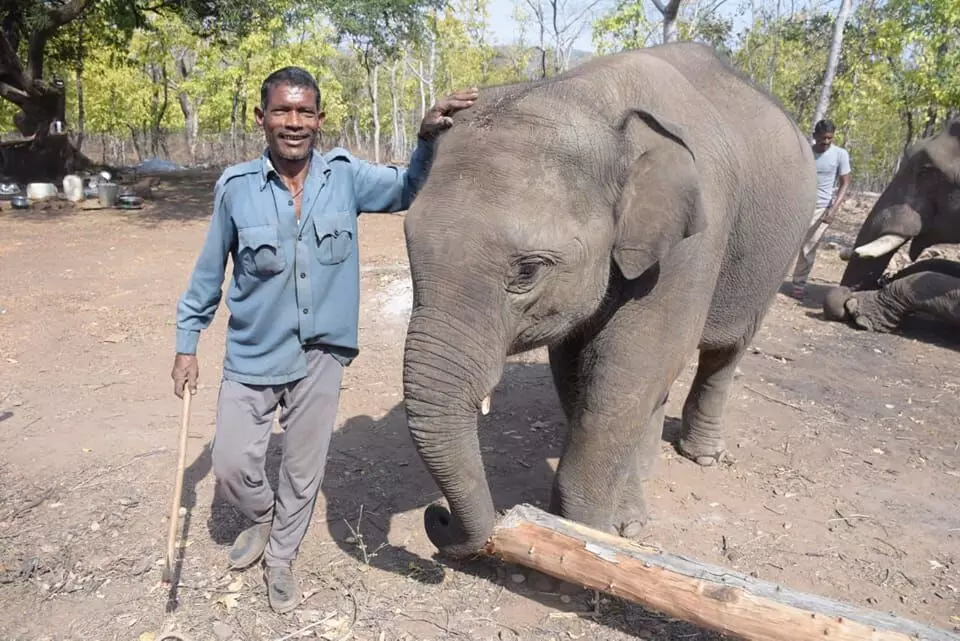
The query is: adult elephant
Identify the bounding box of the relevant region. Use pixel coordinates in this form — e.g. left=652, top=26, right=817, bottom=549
left=401, top=42, right=816, bottom=558
left=833, top=118, right=960, bottom=293
left=824, top=258, right=960, bottom=333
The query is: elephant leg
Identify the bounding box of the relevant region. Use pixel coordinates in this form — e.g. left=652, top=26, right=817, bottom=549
left=548, top=334, right=585, bottom=423
left=548, top=310, right=695, bottom=534
left=677, top=345, right=744, bottom=466
left=616, top=394, right=667, bottom=538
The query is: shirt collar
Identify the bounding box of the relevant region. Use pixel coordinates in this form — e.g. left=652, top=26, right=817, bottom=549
left=259, top=147, right=330, bottom=191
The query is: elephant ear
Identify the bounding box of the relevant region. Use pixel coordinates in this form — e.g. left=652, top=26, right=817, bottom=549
left=612, top=108, right=708, bottom=280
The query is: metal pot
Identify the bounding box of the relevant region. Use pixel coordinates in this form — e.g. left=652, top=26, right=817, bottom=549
left=11, top=195, right=29, bottom=209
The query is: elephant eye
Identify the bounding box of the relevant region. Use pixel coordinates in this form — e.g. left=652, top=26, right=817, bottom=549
left=506, top=255, right=554, bottom=294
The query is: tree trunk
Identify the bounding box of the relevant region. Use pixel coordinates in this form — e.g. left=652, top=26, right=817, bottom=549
left=767, top=0, right=782, bottom=93
left=809, top=0, right=853, bottom=131
left=427, top=27, right=436, bottom=107
left=417, top=60, right=427, bottom=120
left=486, top=504, right=959, bottom=641
left=74, top=22, right=85, bottom=151
left=230, top=75, right=242, bottom=163
left=652, top=0, right=683, bottom=44
left=75, top=67, right=85, bottom=151
left=397, top=61, right=409, bottom=160
left=148, top=63, right=169, bottom=158
left=366, top=60, right=381, bottom=163
left=390, top=60, right=400, bottom=161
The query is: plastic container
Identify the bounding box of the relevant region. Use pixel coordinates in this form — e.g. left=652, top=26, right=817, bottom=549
left=26, top=182, right=56, bottom=200
left=98, top=182, right=119, bottom=207
left=63, top=174, right=84, bottom=202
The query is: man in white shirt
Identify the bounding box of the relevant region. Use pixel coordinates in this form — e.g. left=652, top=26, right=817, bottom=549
left=791, top=118, right=852, bottom=299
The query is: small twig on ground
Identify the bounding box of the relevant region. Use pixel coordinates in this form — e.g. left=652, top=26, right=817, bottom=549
left=272, top=612, right=338, bottom=641
left=873, top=537, right=906, bottom=559
left=898, top=570, right=918, bottom=587
left=828, top=508, right=873, bottom=527
left=396, top=611, right=466, bottom=636
left=743, top=385, right=803, bottom=412
left=343, top=505, right=387, bottom=564
left=334, top=585, right=361, bottom=641
left=174, top=584, right=245, bottom=594
left=763, top=504, right=786, bottom=516
left=2, top=487, right=54, bottom=522
left=69, top=448, right=167, bottom=492
left=469, top=617, right=522, bottom=637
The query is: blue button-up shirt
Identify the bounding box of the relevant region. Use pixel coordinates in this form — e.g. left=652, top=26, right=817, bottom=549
left=174, top=139, right=436, bottom=386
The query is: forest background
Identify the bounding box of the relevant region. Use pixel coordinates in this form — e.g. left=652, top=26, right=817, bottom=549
left=2, top=0, right=958, bottom=190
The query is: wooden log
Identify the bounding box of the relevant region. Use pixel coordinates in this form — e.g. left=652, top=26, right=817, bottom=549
left=483, top=504, right=958, bottom=641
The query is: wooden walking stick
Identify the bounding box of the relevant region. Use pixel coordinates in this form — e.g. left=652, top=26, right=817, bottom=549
left=162, top=383, right=193, bottom=584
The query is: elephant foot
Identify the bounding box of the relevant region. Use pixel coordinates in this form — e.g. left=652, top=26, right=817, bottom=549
left=677, top=433, right=732, bottom=467
left=614, top=492, right=649, bottom=539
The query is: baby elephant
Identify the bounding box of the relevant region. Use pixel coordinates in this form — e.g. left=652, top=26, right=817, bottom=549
left=823, top=258, right=960, bottom=333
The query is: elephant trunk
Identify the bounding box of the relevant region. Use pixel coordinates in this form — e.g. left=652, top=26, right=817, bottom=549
left=402, top=305, right=505, bottom=558
left=840, top=200, right=923, bottom=291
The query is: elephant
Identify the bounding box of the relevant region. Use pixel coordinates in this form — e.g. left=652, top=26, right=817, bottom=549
left=823, top=258, right=960, bottom=333
left=832, top=117, right=960, bottom=293
left=400, top=41, right=817, bottom=559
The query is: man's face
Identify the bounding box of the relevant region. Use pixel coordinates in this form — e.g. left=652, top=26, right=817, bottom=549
left=255, top=82, right=324, bottom=162
left=814, top=130, right=834, bottom=150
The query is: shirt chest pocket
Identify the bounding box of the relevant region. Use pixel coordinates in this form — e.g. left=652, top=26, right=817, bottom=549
left=237, top=225, right=286, bottom=276
left=313, top=211, right=355, bottom=265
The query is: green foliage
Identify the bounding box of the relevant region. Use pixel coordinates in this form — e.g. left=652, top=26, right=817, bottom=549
left=4, top=0, right=957, bottom=183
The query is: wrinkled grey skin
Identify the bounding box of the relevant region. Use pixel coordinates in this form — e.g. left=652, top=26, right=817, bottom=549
left=837, top=118, right=960, bottom=293
left=824, top=258, right=960, bottom=332
left=401, top=42, right=816, bottom=558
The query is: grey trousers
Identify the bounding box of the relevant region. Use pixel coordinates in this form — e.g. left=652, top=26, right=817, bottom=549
left=791, top=207, right=829, bottom=287
left=211, top=347, right=343, bottom=567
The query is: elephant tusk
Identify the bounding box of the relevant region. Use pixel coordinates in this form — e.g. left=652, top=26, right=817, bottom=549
left=480, top=395, right=491, bottom=415
left=853, top=234, right=908, bottom=258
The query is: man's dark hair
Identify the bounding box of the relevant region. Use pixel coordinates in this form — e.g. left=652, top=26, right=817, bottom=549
left=260, top=66, right=321, bottom=109
left=814, top=119, right=836, bottom=135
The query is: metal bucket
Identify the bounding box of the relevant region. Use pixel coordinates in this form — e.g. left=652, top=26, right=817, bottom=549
left=98, top=182, right=119, bottom=207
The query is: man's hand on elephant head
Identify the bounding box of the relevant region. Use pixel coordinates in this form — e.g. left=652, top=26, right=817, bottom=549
left=419, top=87, right=479, bottom=139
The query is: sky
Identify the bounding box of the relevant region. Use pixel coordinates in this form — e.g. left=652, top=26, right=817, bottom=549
left=483, top=0, right=843, bottom=53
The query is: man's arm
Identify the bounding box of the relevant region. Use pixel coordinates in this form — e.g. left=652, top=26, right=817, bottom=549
left=353, top=87, right=479, bottom=214
left=171, top=179, right=233, bottom=397
left=352, top=136, right=437, bottom=214
left=175, top=179, right=233, bottom=354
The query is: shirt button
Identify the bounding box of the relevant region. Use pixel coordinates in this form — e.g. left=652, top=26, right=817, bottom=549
left=300, top=272, right=305, bottom=278
left=288, top=200, right=293, bottom=206
left=302, top=308, right=308, bottom=314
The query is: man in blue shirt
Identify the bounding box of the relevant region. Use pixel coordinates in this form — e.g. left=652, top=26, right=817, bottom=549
left=170, top=66, right=477, bottom=613
left=791, top=118, right=852, bottom=299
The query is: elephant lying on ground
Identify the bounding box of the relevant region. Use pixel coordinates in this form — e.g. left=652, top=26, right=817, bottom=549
left=833, top=118, right=960, bottom=293
left=824, top=258, right=960, bottom=333
left=401, top=41, right=816, bottom=558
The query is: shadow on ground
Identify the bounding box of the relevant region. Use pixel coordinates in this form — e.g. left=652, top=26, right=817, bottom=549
left=315, top=361, right=717, bottom=639
left=173, top=360, right=717, bottom=636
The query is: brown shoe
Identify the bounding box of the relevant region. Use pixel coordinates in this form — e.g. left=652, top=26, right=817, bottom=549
left=264, top=565, right=301, bottom=614
left=227, top=522, right=272, bottom=570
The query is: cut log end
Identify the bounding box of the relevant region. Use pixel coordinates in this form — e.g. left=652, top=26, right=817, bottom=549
left=483, top=504, right=958, bottom=641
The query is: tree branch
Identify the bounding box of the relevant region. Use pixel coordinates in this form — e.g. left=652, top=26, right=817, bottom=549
left=0, top=80, right=31, bottom=106
left=26, top=0, right=96, bottom=82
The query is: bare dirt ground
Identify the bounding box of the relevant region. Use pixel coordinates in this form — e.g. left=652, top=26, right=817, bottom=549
left=0, top=175, right=958, bottom=641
